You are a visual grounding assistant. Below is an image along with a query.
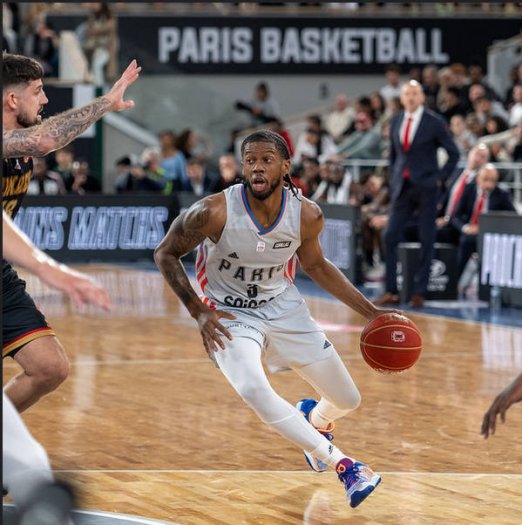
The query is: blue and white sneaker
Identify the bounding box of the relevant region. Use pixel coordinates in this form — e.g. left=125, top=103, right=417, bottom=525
left=296, top=398, right=335, bottom=473
left=336, top=458, right=381, bottom=508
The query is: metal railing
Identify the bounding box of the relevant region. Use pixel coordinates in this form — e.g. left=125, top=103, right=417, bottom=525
left=342, top=159, right=522, bottom=211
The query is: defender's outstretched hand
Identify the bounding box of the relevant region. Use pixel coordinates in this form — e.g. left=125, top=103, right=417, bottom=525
left=104, top=60, right=142, bottom=112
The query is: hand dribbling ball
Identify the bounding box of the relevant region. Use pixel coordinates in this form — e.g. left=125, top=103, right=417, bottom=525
left=360, top=313, right=422, bottom=373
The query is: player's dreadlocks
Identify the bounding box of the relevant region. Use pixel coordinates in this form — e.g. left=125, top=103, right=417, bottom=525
left=240, top=129, right=300, bottom=199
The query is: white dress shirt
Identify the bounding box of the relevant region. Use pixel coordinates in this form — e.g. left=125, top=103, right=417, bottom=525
left=399, top=106, right=424, bottom=147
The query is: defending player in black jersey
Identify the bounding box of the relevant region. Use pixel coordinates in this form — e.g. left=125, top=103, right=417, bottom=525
left=2, top=52, right=140, bottom=412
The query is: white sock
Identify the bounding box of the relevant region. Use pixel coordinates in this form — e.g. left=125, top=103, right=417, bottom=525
left=310, top=441, right=353, bottom=468
left=311, top=398, right=353, bottom=429
left=310, top=406, right=334, bottom=430
left=269, top=408, right=331, bottom=454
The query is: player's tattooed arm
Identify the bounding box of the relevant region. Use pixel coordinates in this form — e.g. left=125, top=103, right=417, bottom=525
left=154, top=196, right=223, bottom=318
left=3, top=99, right=111, bottom=158
left=3, top=60, right=141, bottom=158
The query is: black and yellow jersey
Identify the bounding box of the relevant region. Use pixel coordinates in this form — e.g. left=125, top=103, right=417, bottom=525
left=2, top=156, right=34, bottom=219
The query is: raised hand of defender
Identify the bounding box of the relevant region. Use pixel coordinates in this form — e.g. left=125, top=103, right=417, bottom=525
left=41, top=264, right=111, bottom=311
left=481, top=372, right=522, bottom=438
left=104, top=60, right=142, bottom=112
left=195, top=307, right=236, bottom=356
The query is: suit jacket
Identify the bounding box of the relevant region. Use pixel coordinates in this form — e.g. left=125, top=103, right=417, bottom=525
left=451, top=182, right=517, bottom=232
left=437, top=167, right=477, bottom=218
left=389, top=108, right=460, bottom=201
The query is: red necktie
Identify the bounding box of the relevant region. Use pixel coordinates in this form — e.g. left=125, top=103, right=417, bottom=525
left=471, top=191, right=485, bottom=225
left=447, top=172, right=468, bottom=216
left=402, top=116, right=413, bottom=179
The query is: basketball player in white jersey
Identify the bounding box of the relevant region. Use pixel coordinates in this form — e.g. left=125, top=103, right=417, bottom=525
left=155, top=130, right=394, bottom=508
left=3, top=211, right=110, bottom=524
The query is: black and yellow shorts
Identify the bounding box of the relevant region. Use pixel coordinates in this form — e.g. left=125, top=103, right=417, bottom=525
left=2, top=262, right=55, bottom=358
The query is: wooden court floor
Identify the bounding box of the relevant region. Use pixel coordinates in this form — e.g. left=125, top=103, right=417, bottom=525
left=3, top=265, right=522, bottom=524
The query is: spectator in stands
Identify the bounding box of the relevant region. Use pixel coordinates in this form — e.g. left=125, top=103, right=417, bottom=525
left=374, top=80, right=459, bottom=308
left=3, top=3, right=17, bottom=53
left=439, top=86, right=467, bottom=123
left=473, top=95, right=509, bottom=128
left=324, top=94, right=355, bottom=143
left=293, top=115, right=337, bottom=165
left=27, top=157, right=66, bottom=195
left=24, top=17, right=59, bottom=77
left=175, top=128, right=213, bottom=164
left=267, top=118, right=294, bottom=156
left=465, top=62, right=497, bottom=101
left=360, top=174, right=389, bottom=274
left=354, top=96, right=373, bottom=121
left=450, top=114, right=478, bottom=158
left=504, top=64, right=521, bottom=106
left=467, top=84, right=509, bottom=123
left=141, top=147, right=170, bottom=193
left=436, top=67, right=455, bottom=110
left=114, top=152, right=166, bottom=194
left=336, top=112, right=382, bottom=161
left=299, top=156, right=322, bottom=198
left=53, top=145, right=75, bottom=182
left=65, top=160, right=101, bottom=194
left=408, top=66, right=422, bottom=84
left=467, top=112, right=486, bottom=138
left=485, top=115, right=509, bottom=137
left=369, top=91, right=387, bottom=126
left=422, top=65, right=440, bottom=111
left=379, top=64, right=402, bottom=102
left=452, top=163, right=516, bottom=277
left=159, top=130, right=189, bottom=191
left=310, top=159, right=355, bottom=205
left=215, top=153, right=241, bottom=192
left=436, top=142, right=490, bottom=244
left=114, top=155, right=134, bottom=193
left=387, top=96, right=402, bottom=119
left=508, top=84, right=522, bottom=128
left=82, top=2, right=119, bottom=85
left=185, top=158, right=221, bottom=196
left=235, top=81, right=280, bottom=127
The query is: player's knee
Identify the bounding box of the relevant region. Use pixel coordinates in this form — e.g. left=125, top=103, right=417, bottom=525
left=237, top=383, right=270, bottom=411
left=332, top=390, right=362, bottom=412
left=33, top=353, right=69, bottom=392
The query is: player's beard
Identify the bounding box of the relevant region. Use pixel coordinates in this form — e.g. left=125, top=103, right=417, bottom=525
left=17, top=108, right=42, bottom=128
left=245, top=176, right=282, bottom=201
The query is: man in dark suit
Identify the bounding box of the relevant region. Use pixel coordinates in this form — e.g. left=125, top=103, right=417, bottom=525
left=375, top=80, right=460, bottom=307
left=436, top=142, right=490, bottom=244
left=451, top=163, right=516, bottom=277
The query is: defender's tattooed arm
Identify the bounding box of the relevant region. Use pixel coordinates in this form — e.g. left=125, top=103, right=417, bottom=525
left=3, top=60, right=141, bottom=158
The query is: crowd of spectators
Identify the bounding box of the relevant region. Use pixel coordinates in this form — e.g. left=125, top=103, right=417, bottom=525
left=6, top=1, right=520, bottom=289
left=3, top=2, right=119, bottom=84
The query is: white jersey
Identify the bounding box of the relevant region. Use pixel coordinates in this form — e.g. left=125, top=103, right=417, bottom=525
left=196, top=184, right=302, bottom=309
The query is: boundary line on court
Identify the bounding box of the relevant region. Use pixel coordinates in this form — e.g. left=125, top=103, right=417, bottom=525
left=54, top=469, right=522, bottom=477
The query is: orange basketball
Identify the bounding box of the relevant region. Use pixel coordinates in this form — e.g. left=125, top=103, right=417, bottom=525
left=360, top=313, right=422, bottom=373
